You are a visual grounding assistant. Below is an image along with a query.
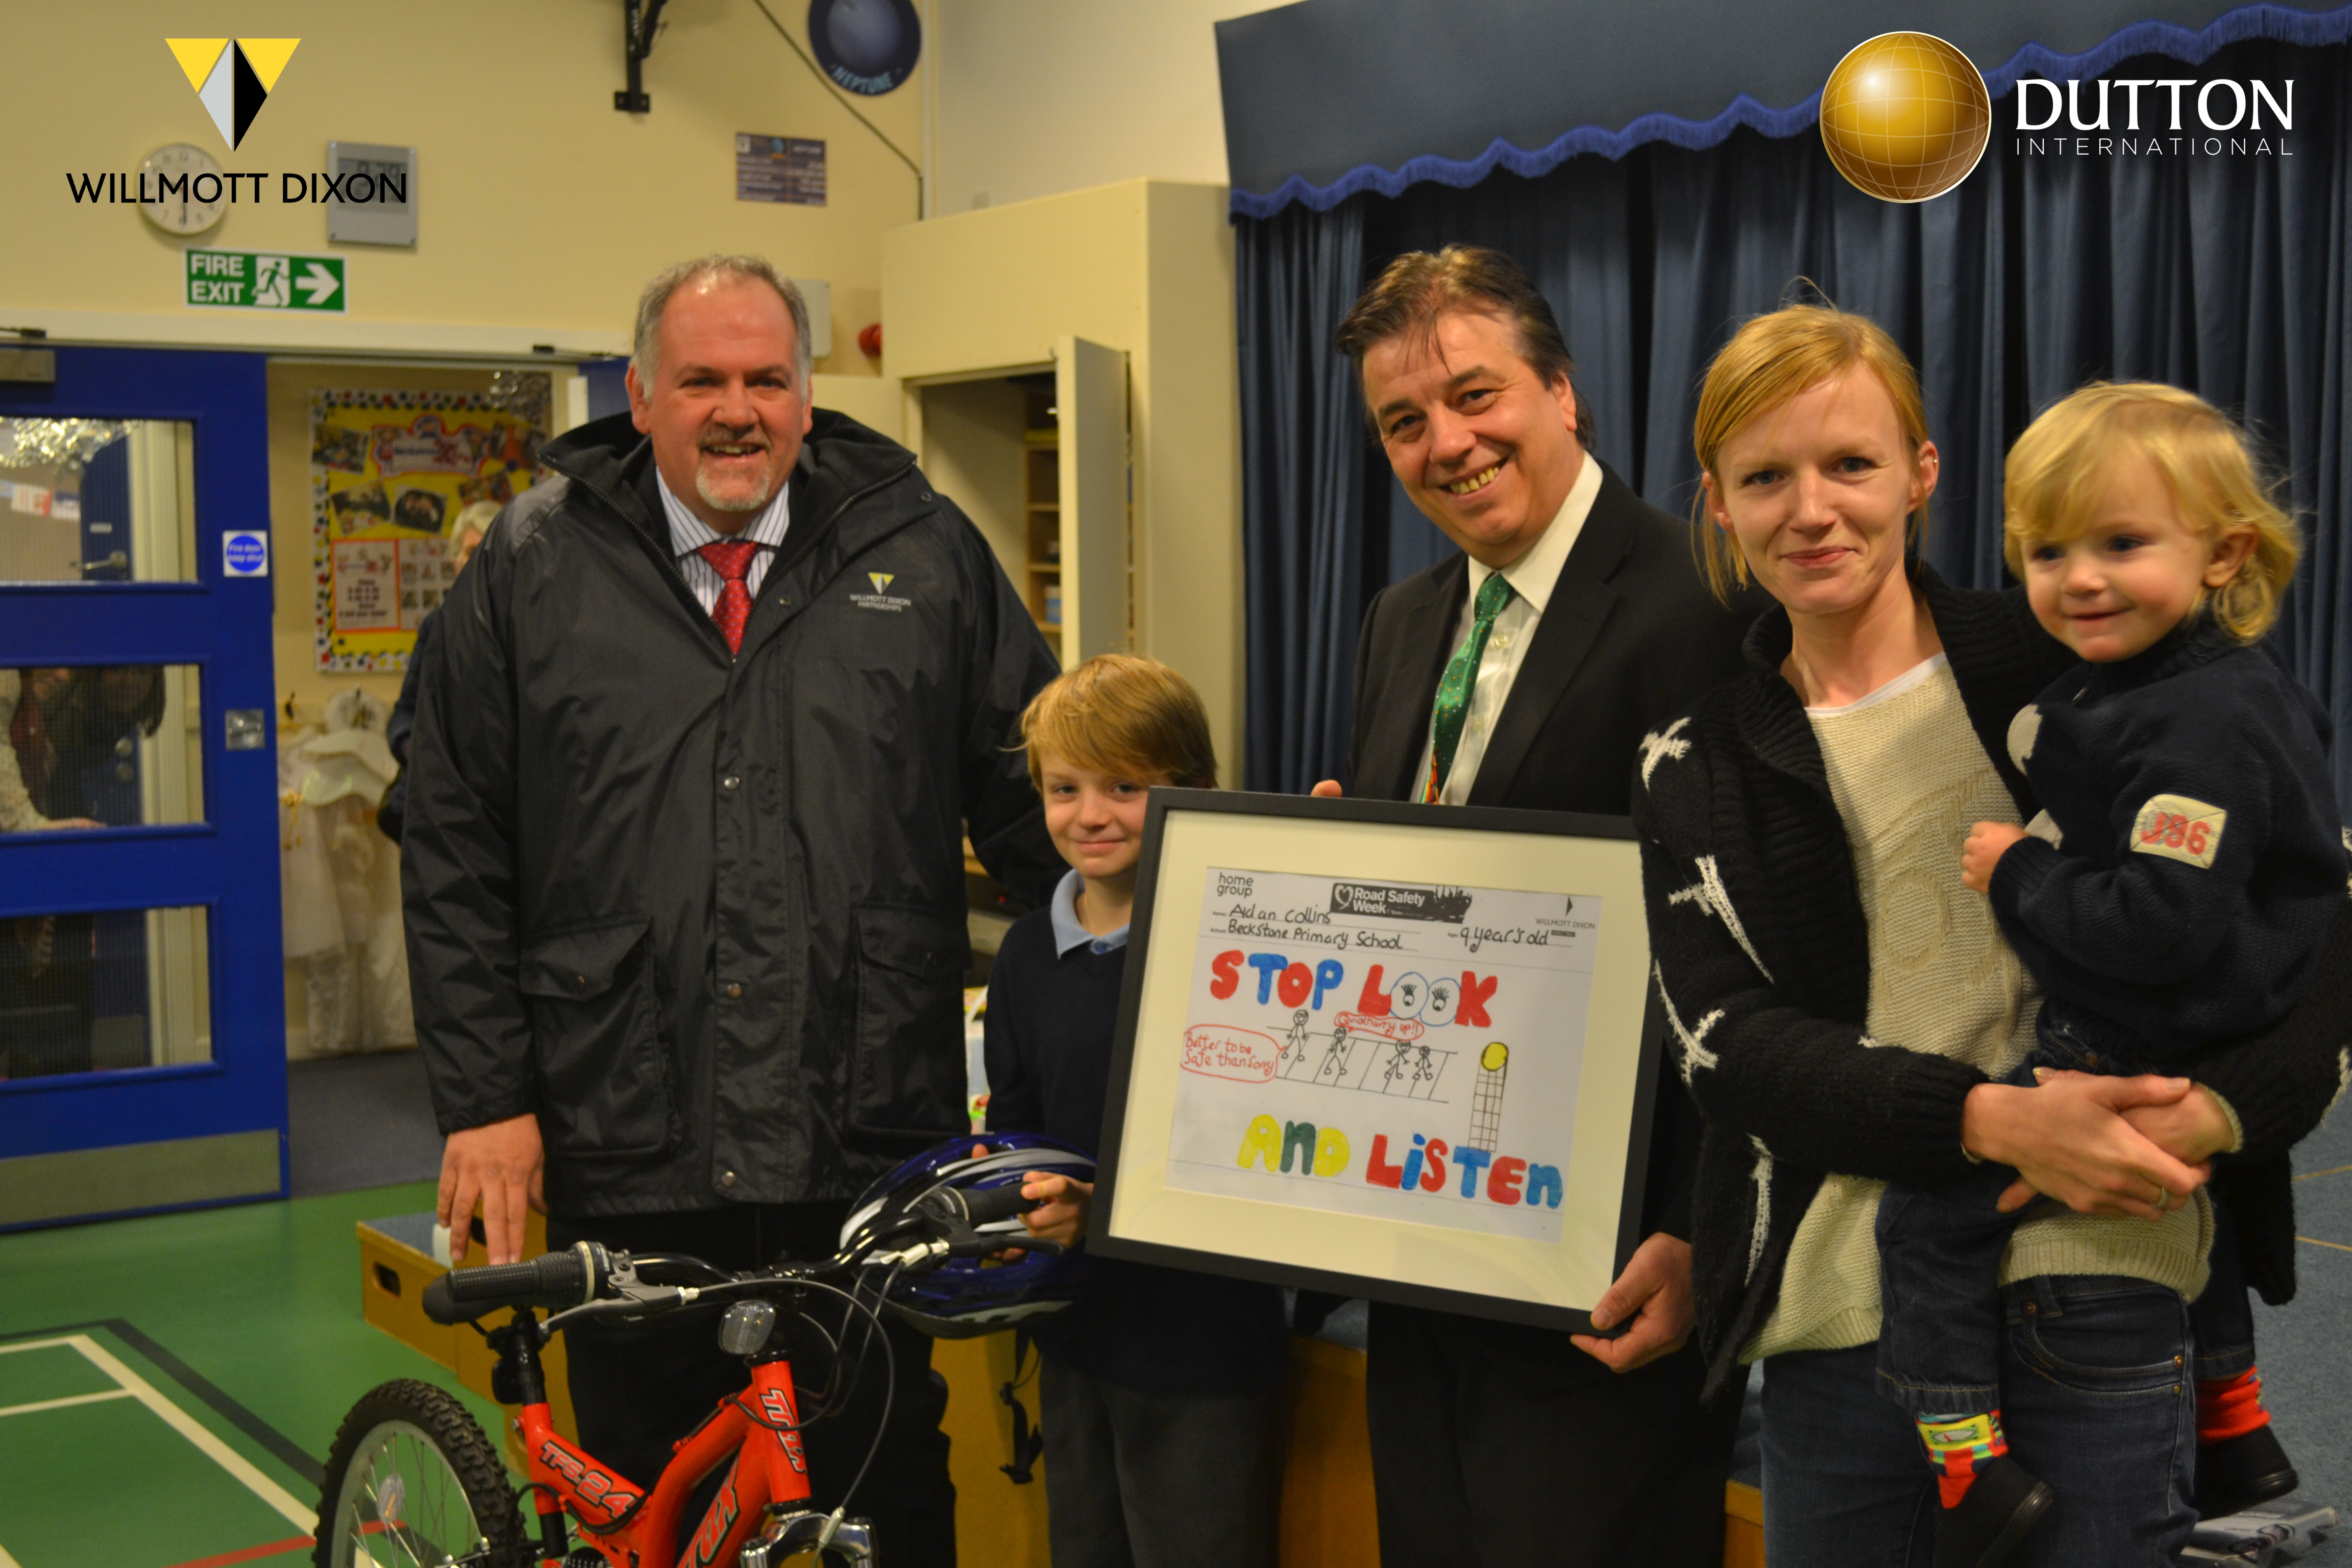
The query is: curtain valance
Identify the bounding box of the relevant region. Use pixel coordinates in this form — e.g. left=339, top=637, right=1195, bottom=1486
left=1218, top=0, right=2352, bottom=217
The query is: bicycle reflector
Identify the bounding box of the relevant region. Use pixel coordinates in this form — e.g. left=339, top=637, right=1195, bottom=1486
left=840, top=1133, right=1096, bottom=1338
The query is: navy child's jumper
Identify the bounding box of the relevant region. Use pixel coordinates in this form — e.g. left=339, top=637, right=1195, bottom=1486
left=1987, top=618, right=2344, bottom=1057
left=983, top=875, right=1288, bottom=1397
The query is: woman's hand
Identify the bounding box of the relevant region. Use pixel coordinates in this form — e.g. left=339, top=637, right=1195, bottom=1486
left=1959, top=820, right=2027, bottom=893
left=1018, top=1171, right=1093, bottom=1247
left=1962, top=1073, right=2209, bottom=1220
left=2066, top=1069, right=2236, bottom=1165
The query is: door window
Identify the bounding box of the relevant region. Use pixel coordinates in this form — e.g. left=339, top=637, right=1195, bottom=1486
left=0, top=419, right=199, bottom=584
left=2, top=664, right=205, bottom=832
left=1, top=901, right=210, bottom=1080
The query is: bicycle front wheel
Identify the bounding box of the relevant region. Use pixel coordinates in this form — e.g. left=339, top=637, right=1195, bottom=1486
left=314, top=1379, right=527, bottom=1568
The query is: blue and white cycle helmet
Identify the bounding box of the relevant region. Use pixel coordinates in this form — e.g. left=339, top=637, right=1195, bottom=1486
left=839, top=1133, right=1097, bottom=1338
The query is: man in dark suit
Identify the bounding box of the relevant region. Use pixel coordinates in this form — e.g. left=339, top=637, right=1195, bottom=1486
left=1317, top=246, right=1753, bottom=1566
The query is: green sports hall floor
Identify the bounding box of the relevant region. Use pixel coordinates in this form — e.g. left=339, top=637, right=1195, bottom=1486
left=0, top=1179, right=492, bottom=1568
left=4, top=1122, right=2349, bottom=1568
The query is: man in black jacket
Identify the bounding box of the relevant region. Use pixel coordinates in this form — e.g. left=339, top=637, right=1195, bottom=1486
left=1319, top=247, right=1753, bottom=1566
left=403, top=254, right=1061, bottom=1563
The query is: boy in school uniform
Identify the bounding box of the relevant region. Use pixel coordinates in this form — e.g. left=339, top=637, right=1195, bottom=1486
left=982, top=653, right=1288, bottom=1568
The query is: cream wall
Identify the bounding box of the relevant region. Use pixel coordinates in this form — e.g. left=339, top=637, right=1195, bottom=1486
left=2, top=0, right=918, bottom=368
left=927, top=1, right=1281, bottom=212
left=884, top=181, right=1242, bottom=782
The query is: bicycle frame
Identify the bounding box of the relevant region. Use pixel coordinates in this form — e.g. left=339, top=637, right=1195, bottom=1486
left=494, top=1308, right=816, bottom=1568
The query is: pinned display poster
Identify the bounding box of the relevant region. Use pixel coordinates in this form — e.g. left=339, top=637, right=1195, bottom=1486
left=736, top=134, right=826, bottom=206
left=1093, top=792, right=1663, bottom=1333
left=309, top=386, right=546, bottom=671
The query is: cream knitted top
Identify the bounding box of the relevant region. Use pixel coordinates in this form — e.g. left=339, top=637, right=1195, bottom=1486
left=1742, top=654, right=2212, bottom=1361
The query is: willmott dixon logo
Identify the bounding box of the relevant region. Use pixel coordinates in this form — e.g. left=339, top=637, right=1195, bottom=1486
left=165, top=38, right=300, bottom=151
left=852, top=571, right=911, bottom=611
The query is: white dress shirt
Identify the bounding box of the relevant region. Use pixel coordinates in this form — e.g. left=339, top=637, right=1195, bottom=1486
left=656, top=470, right=793, bottom=614
left=1415, top=451, right=1603, bottom=804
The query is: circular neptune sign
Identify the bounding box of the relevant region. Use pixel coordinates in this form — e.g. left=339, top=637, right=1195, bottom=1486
left=1819, top=32, right=1991, bottom=203
left=808, top=0, right=921, bottom=95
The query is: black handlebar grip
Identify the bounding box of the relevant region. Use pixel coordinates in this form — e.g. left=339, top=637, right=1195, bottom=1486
left=954, top=1183, right=1044, bottom=1228
left=421, top=1246, right=600, bottom=1325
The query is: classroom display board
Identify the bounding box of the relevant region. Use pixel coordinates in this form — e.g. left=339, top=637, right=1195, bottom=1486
left=1094, top=791, right=1663, bottom=1333
left=309, top=387, right=545, bottom=672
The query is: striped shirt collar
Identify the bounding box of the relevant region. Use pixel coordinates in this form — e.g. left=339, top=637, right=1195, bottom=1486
left=655, top=467, right=792, bottom=561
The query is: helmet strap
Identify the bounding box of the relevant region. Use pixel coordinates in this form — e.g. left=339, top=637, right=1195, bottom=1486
left=996, top=1329, right=1045, bottom=1485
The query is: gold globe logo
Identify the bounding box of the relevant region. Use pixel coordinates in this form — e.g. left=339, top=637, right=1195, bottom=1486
left=1819, top=32, right=1991, bottom=202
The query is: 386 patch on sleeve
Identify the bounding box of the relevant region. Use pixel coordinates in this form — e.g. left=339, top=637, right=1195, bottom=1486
left=2131, top=794, right=2227, bottom=868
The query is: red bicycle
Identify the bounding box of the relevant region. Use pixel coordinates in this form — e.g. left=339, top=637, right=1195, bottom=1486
left=312, top=1178, right=1048, bottom=1568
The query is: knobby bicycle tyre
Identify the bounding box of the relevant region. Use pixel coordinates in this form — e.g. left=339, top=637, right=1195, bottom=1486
left=314, top=1378, right=529, bottom=1568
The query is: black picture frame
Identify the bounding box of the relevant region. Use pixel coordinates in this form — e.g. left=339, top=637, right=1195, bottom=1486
left=1089, top=788, right=1664, bottom=1336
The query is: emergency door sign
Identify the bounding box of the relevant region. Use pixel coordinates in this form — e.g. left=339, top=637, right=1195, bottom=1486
left=186, top=249, right=346, bottom=312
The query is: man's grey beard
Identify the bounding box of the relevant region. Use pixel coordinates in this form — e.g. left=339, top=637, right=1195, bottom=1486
left=696, top=467, right=775, bottom=514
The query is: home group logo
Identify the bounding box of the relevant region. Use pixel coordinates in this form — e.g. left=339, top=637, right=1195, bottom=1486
left=1819, top=32, right=1992, bottom=202
left=165, top=38, right=300, bottom=151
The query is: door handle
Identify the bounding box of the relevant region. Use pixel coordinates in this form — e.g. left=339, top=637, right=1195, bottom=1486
left=72, top=551, right=129, bottom=574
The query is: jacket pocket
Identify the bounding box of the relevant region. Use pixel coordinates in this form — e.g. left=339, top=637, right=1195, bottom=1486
left=520, top=917, right=680, bottom=1160
left=846, top=903, right=971, bottom=1149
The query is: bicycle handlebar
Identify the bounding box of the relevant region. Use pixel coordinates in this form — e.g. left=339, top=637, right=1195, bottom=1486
left=422, top=1242, right=609, bottom=1325
left=918, top=1182, right=1043, bottom=1230
left=420, top=1184, right=1046, bottom=1326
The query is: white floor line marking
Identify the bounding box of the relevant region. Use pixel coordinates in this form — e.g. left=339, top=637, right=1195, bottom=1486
left=62, top=1334, right=317, bottom=1531
left=0, top=1338, right=80, bottom=1357
left=0, top=1388, right=137, bottom=1419
left=0, top=1536, right=22, bottom=1568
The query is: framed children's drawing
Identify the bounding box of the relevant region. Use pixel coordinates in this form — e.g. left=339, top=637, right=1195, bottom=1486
left=1090, top=789, right=1664, bottom=1334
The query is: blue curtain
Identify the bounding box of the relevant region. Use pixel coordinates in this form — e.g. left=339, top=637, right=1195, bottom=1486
left=1238, top=200, right=1366, bottom=794
left=1239, top=36, right=2352, bottom=815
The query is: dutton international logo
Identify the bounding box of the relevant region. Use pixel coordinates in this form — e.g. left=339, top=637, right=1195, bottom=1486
left=165, top=38, right=301, bottom=151
left=1818, top=32, right=1992, bottom=203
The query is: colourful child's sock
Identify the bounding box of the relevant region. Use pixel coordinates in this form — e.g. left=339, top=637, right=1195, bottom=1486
left=1919, top=1411, right=2010, bottom=1508
left=2196, top=1368, right=2273, bottom=1445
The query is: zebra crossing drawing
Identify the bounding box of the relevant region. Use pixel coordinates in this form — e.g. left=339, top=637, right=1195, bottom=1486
left=1274, top=1009, right=1454, bottom=1101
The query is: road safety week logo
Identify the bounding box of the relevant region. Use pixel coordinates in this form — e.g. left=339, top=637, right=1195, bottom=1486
left=165, top=38, right=300, bottom=151
left=851, top=570, right=911, bottom=611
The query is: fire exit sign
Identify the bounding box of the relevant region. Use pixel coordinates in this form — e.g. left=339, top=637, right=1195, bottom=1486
left=185, top=249, right=346, bottom=312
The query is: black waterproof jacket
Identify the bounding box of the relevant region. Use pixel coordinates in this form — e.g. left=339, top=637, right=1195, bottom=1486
left=403, top=409, right=1063, bottom=1215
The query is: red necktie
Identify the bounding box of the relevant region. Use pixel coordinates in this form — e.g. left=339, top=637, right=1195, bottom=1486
left=696, top=539, right=760, bottom=655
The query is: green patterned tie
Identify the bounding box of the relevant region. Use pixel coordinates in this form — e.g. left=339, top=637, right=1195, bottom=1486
left=1425, top=572, right=1515, bottom=802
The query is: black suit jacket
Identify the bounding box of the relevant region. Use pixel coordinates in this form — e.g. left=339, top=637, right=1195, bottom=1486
left=1346, top=460, right=1758, bottom=1241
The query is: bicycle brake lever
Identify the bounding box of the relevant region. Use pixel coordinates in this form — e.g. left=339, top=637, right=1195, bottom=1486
left=538, top=1284, right=692, bottom=1337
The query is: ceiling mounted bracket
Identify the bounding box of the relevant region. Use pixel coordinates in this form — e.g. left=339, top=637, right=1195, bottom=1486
left=614, top=0, right=669, bottom=112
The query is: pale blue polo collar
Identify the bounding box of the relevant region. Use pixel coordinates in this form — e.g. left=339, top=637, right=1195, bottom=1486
left=1050, top=869, right=1130, bottom=957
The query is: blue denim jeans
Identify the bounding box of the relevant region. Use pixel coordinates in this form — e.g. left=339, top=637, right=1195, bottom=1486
left=1760, top=1278, right=2196, bottom=1567
left=1874, top=1006, right=2253, bottom=1414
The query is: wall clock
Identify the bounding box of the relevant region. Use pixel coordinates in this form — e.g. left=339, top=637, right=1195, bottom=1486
left=139, top=143, right=226, bottom=236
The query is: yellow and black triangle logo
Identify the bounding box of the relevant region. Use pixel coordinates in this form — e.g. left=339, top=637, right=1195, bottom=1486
left=165, top=38, right=300, bottom=151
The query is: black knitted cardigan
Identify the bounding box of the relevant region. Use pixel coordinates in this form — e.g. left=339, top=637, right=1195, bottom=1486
left=1630, top=564, right=2352, bottom=1400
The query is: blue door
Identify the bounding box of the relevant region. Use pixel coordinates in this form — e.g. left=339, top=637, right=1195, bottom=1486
left=0, top=346, right=287, bottom=1228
